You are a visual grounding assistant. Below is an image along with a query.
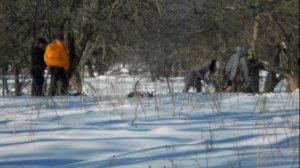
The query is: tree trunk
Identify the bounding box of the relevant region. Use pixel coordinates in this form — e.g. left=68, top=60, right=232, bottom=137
left=102, top=39, right=107, bottom=68
left=250, top=68, right=260, bottom=93
left=66, top=30, right=80, bottom=79
left=250, top=0, right=260, bottom=54
left=66, top=26, right=99, bottom=93
left=2, top=67, right=9, bottom=95
left=70, top=70, right=82, bottom=94
left=249, top=0, right=260, bottom=93
left=86, top=59, right=94, bottom=77
left=264, top=72, right=277, bottom=92
left=2, top=68, right=4, bottom=96
left=14, top=64, right=22, bottom=96
left=66, top=30, right=82, bottom=93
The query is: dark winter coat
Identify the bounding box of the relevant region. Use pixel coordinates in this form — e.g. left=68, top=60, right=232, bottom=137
left=186, top=61, right=213, bottom=86
left=31, top=46, right=46, bottom=85
left=31, top=46, right=46, bottom=96
left=224, top=46, right=250, bottom=84
left=49, top=67, right=69, bottom=96
left=31, top=46, right=46, bottom=71
left=184, top=60, right=220, bottom=92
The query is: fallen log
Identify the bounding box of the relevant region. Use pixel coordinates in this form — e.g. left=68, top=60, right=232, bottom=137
left=249, top=60, right=297, bottom=92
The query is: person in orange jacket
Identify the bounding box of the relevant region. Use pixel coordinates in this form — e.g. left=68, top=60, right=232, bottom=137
left=44, top=34, right=70, bottom=96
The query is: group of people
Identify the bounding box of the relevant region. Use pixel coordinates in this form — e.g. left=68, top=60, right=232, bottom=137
left=31, top=35, right=253, bottom=96
left=184, top=46, right=255, bottom=93
left=31, top=35, right=70, bottom=96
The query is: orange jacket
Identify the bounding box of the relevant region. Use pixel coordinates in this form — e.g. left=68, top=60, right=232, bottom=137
left=44, top=39, right=70, bottom=71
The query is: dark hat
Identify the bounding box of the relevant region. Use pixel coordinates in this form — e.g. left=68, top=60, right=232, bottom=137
left=55, top=33, right=64, bottom=40
left=37, top=38, right=48, bottom=44
left=209, top=59, right=217, bottom=72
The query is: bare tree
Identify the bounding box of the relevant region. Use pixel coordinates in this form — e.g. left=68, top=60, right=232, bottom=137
left=0, top=0, right=298, bottom=95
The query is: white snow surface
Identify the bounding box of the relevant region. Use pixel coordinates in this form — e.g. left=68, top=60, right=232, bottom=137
left=0, top=74, right=299, bottom=168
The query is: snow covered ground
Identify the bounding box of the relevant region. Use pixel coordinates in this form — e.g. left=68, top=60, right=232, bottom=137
left=0, top=73, right=299, bottom=168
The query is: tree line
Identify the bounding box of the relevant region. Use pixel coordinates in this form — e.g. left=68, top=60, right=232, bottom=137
left=0, top=0, right=299, bottom=95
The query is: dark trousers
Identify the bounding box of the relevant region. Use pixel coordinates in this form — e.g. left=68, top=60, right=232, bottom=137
left=194, top=78, right=202, bottom=92
left=184, top=77, right=202, bottom=92
left=49, top=67, right=69, bottom=96
left=31, top=67, right=44, bottom=96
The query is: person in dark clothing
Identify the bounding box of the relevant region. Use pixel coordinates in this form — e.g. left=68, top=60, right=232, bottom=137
left=48, top=67, right=69, bottom=96
left=31, top=38, right=48, bottom=96
left=184, top=59, right=221, bottom=92
left=44, top=35, right=70, bottom=96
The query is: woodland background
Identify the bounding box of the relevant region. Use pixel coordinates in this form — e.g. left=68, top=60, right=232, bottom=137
left=0, top=0, right=299, bottom=95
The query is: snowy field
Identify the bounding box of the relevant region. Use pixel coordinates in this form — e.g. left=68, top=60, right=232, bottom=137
left=0, top=72, right=299, bottom=168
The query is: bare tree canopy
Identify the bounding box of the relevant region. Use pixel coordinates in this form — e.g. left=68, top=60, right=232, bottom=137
left=0, top=0, right=298, bottom=94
